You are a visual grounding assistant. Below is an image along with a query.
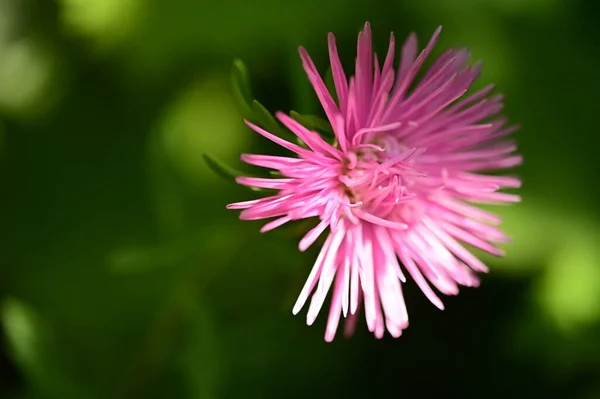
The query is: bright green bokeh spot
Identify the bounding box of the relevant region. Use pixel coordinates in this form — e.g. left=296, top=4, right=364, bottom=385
left=0, top=0, right=20, bottom=39
left=0, top=39, right=59, bottom=117
left=158, top=74, right=249, bottom=186
left=59, top=0, right=142, bottom=46
left=1, top=298, right=91, bottom=398
left=535, top=229, right=600, bottom=333
left=473, top=200, right=558, bottom=273
left=2, top=298, right=40, bottom=368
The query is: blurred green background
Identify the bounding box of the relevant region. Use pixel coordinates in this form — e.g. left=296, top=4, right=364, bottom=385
left=1, top=0, right=600, bottom=398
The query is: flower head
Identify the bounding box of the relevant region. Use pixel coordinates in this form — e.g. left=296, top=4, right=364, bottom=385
left=228, top=23, right=521, bottom=341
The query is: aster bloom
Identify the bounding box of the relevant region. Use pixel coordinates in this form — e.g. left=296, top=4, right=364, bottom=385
left=227, top=23, right=521, bottom=341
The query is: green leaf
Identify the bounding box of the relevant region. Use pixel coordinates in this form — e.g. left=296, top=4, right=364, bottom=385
left=231, top=59, right=298, bottom=143
left=231, top=59, right=254, bottom=116
left=290, top=111, right=333, bottom=135
left=231, top=59, right=301, bottom=146
left=202, top=153, right=276, bottom=194
left=295, top=137, right=310, bottom=149
left=202, top=153, right=245, bottom=184
left=250, top=100, right=282, bottom=133
left=249, top=100, right=299, bottom=143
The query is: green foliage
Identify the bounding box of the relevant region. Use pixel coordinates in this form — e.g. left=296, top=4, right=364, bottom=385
left=230, top=59, right=253, bottom=116
left=202, top=153, right=246, bottom=186
left=249, top=99, right=287, bottom=139
left=289, top=111, right=333, bottom=135
left=206, top=58, right=339, bottom=186
left=1, top=1, right=600, bottom=399
left=230, top=59, right=297, bottom=142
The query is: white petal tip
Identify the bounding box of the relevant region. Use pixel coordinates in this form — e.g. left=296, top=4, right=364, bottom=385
left=388, top=327, right=402, bottom=338
left=307, top=312, right=318, bottom=326
left=292, top=303, right=303, bottom=315
left=298, top=242, right=308, bottom=252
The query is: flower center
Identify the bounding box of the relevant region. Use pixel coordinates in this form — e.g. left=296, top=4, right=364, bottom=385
left=339, top=136, right=424, bottom=216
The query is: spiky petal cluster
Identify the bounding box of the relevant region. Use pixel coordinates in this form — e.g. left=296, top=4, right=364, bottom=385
left=228, top=23, right=521, bottom=341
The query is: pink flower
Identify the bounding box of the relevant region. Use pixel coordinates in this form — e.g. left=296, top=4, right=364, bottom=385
left=228, top=23, right=522, bottom=341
